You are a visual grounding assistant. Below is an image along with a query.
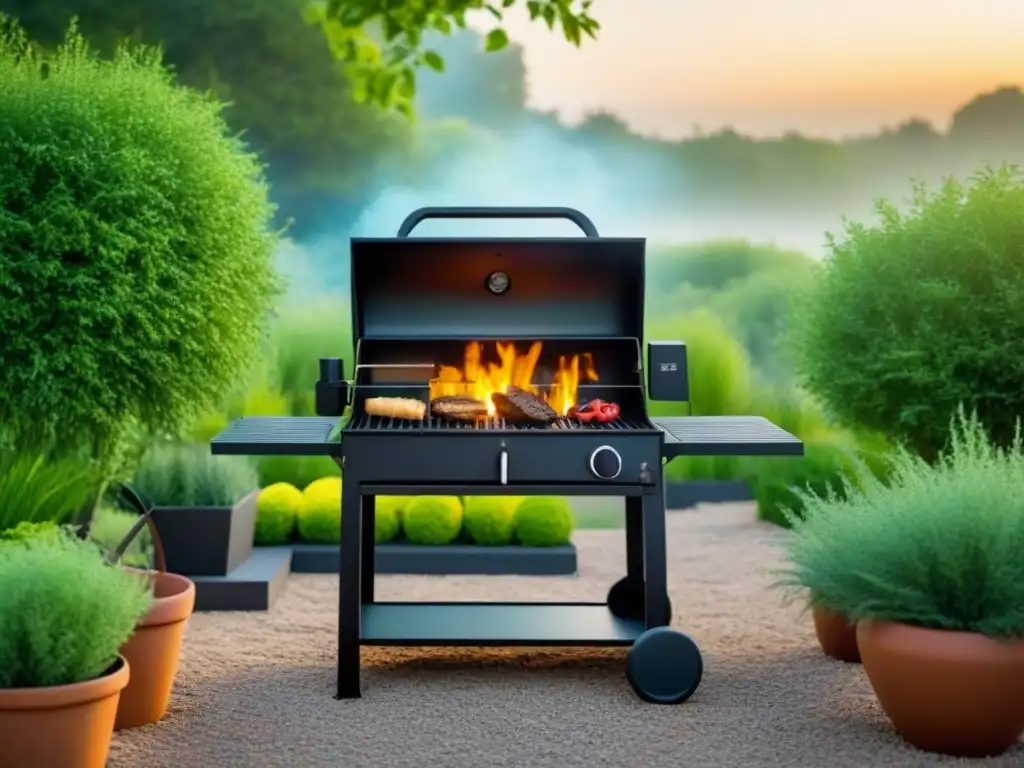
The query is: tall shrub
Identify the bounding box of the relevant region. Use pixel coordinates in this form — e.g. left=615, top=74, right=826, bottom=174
left=791, top=166, right=1024, bottom=459
left=0, top=21, right=279, bottom=468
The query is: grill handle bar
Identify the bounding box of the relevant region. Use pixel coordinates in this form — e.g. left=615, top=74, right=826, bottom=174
left=396, top=207, right=599, bottom=238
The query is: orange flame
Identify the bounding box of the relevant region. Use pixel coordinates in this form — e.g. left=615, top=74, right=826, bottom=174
left=430, top=342, right=598, bottom=416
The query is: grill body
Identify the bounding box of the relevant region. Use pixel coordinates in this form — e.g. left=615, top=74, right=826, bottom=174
left=209, top=206, right=804, bottom=706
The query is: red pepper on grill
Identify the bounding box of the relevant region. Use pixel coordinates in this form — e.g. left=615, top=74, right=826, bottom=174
left=569, top=399, right=620, bottom=424
left=598, top=402, right=620, bottom=422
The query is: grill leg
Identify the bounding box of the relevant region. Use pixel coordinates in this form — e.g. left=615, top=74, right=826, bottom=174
left=361, top=495, right=376, bottom=604
left=625, top=496, right=644, bottom=585
left=336, top=481, right=362, bottom=699
left=642, top=486, right=671, bottom=629
left=608, top=495, right=657, bottom=621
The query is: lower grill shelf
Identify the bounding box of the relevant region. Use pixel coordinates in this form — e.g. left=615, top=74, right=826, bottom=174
left=360, top=602, right=644, bottom=646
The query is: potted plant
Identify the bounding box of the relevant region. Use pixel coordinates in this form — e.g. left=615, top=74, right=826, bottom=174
left=755, top=441, right=876, bottom=663
left=776, top=412, right=1024, bottom=757
left=131, top=441, right=259, bottom=576
left=112, top=484, right=196, bottom=730
left=0, top=531, right=153, bottom=768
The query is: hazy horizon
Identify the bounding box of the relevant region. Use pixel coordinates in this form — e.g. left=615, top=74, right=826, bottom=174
left=476, top=0, right=1023, bottom=139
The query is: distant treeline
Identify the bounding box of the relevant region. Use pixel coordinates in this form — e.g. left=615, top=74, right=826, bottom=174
left=5, top=0, right=1024, bottom=239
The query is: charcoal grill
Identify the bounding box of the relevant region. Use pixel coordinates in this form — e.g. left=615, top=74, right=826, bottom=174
left=211, top=206, right=803, bottom=704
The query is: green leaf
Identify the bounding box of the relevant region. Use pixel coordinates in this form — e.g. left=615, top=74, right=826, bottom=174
left=422, top=50, right=445, bottom=72
left=526, top=1, right=542, bottom=20
left=382, top=15, right=402, bottom=42
left=486, top=5, right=504, bottom=21
left=398, top=67, right=416, bottom=99
left=503, top=0, right=516, bottom=6
left=561, top=13, right=581, bottom=45
left=541, top=5, right=557, bottom=30
left=485, top=28, right=509, bottom=52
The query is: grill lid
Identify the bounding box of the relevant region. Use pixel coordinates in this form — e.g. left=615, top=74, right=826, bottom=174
left=350, top=207, right=646, bottom=339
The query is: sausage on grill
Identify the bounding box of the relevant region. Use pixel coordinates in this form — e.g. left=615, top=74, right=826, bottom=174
left=429, top=396, right=488, bottom=422
left=492, top=386, right=559, bottom=424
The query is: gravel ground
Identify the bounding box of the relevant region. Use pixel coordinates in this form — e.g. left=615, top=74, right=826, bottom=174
left=108, top=502, right=1022, bottom=768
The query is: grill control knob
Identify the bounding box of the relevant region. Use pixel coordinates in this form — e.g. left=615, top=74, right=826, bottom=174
left=589, top=446, right=622, bottom=480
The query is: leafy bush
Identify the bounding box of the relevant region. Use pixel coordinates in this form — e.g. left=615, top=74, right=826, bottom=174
left=0, top=532, right=153, bottom=687
left=777, top=411, right=1024, bottom=637
left=514, top=497, right=574, bottom=547
left=268, top=302, right=353, bottom=417
left=298, top=477, right=342, bottom=544
left=791, top=166, right=1024, bottom=460
left=255, top=483, right=303, bottom=545
left=462, top=497, right=516, bottom=546
left=0, top=451, right=99, bottom=532
left=402, top=497, right=463, bottom=546
left=647, top=240, right=813, bottom=293
left=748, top=441, right=870, bottom=528
left=647, top=308, right=752, bottom=417
left=132, top=443, right=257, bottom=507
left=650, top=309, right=753, bottom=482
left=0, top=23, right=279, bottom=467
left=87, top=507, right=153, bottom=568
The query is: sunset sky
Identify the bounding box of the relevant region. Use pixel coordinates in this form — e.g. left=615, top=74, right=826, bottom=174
left=485, top=0, right=1024, bottom=138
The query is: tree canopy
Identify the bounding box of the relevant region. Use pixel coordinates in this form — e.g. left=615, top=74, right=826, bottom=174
left=312, top=0, right=599, bottom=113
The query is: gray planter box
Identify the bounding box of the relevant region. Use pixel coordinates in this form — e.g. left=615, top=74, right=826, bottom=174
left=665, top=480, right=754, bottom=510
left=150, top=490, right=258, bottom=576
left=192, top=546, right=292, bottom=611
left=290, top=540, right=578, bottom=576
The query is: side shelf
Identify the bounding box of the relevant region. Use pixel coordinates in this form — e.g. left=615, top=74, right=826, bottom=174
left=654, top=416, right=803, bottom=459
left=210, top=417, right=342, bottom=456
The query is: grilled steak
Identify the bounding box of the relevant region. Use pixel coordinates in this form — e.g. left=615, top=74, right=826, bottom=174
left=492, top=385, right=559, bottom=424
left=430, top=396, right=488, bottom=422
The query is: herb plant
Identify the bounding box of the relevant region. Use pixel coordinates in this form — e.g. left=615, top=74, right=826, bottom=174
left=131, top=443, right=257, bottom=508
left=0, top=532, right=153, bottom=688
left=777, top=410, right=1024, bottom=637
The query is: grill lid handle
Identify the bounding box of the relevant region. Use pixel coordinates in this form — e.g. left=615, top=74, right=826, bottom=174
left=395, top=206, right=600, bottom=238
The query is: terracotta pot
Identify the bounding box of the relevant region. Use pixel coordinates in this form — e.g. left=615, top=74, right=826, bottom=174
left=115, top=570, right=195, bottom=730
left=0, top=655, right=129, bottom=768
left=812, top=604, right=861, bottom=663
left=858, top=619, right=1024, bottom=757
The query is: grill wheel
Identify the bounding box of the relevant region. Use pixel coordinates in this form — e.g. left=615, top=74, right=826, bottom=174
left=626, top=627, right=703, bottom=704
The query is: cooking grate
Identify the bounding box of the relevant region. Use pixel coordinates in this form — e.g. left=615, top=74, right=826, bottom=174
left=344, top=413, right=654, bottom=432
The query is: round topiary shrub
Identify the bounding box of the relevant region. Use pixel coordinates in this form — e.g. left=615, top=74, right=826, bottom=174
left=373, top=497, right=402, bottom=544
left=299, top=477, right=342, bottom=544
left=402, top=496, right=463, bottom=546
left=376, top=496, right=412, bottom=525
left=462, top=497, right=517, bottom=546
left=791, top=167, right=1024, bottom=460
left=0, top=23, right=279, bottom=466
left=255, top=483, right=302, bottom=545
left=513, top=497, right=574, bottom=547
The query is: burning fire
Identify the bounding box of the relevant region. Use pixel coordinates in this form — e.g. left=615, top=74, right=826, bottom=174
left=430, top=342, right=598, bottom=416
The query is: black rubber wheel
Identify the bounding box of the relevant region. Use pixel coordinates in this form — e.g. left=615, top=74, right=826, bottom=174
left=626, top=627, right=703, bottom=704
left=607, top=577, right=672, bottom=622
